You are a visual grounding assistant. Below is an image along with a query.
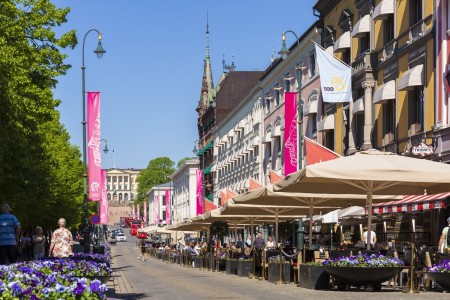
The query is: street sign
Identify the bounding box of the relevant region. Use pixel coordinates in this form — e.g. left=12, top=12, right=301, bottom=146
left=411, top=142, right=433, bottom=157
left=90, top=214, right=100, bottom=225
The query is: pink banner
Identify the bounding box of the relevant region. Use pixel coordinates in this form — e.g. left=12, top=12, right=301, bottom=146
left=196, top=169, right=203, bottom=216
left=155, top=195, right=159, bottom=224
left=87, top=92, right=101, bottom=201
left=143, top=201, right=147, bottom=226
left=284, top=92, right=298, bottom=175
left=137, top=203, right=140, bottom=220
left=132, top=203, right=135, bottom=219
left=165, top=189, right=171, bottom=225
left=100, top=169, right=109, bottom=225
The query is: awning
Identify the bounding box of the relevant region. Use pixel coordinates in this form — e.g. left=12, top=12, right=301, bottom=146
left=351, top=14, right=370, bottom=37
left=372, top=192, right=450, bottom=214
left=318, top=114, right=335, bottom=132
left=352, top=97, right=364, bottom=114
left=334, top=31, right=351, bottom=52
left=304, top=100, right=318, bottom=115
left=373, top=0, right=394, bottom=21
left=399, top=64, right=424, bottom=91
left=373, top=80, right=396, bottom=104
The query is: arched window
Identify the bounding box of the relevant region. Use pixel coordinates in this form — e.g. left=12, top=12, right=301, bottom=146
left=119, top=193, right=123, bottom=201
left=124, top=193, right=129, bottom=201
left=107, top=193, right=111, bottom=201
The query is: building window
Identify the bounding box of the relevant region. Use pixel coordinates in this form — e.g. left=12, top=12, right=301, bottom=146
left=308, top=52, right=316, bottom=78
left=107, top=176, right=111, bottom=182
left=284, top=75, right=292, bottom=92
left=119, top=177, right=122, bottom=182
left=163, top=195, right=166, bottom=206
left=410, top=0, right=422, bottom=26
left=408, top=86, right=424, bottom=134
left=342, top=48, right=351, bottom=65
left=383, top=100, right=395, bottom=142
left=265, top=142, right=272, bottom=163
left=265, top=97, right=271, bottom=114
left=354, top=113, right=364, bottom=150
left=274, top=87, right=280, bottom=106
left=384, top=14, right=395, bottom=45
left=310, top=113, right=318, bottom=136
left=323, top=130, right=335, bottom=151
left=124, top=193, right=129, bottom=201
left=125, top=177, right=128, bottom=182
left=107, top=193, right=111, bottom=201
left=119, top=193, right=123, bottom=201
left=359, top=34, right=370, bottom=55
left=274, top=136, right=281, bottom=171
left=113, top=177, right=117, bottom=183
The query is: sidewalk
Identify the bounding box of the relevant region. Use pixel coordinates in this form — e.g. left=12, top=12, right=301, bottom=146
left=105, top=246, right=135, bottom=300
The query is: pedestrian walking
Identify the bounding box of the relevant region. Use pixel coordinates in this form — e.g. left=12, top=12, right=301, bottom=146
left=0, top=203, right=21, bottom=265
left=49, top=218, right=73, bottom=258
left=438, top=216, right=450, bottom=253
left=32, top=226, right=46, bottom=260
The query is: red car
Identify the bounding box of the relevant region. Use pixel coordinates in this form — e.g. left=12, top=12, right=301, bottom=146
left=137, top=231, right=147, bottom=239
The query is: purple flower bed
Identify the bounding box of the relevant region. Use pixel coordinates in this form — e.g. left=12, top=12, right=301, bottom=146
left=427, top=260, right=450, bottom=273
left=322, top=254, right=404, bottom=267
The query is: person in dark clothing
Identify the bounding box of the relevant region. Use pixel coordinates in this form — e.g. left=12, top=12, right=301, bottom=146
left=0, top=204, right=21, bottom=265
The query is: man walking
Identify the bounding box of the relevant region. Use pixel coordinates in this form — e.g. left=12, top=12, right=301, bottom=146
left=0, top=204, right=21, bottom=264
left=438, top=217, right=450, bottom=254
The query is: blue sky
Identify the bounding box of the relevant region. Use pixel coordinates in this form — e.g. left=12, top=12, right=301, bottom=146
left=52, top=0, right=318, bottom=169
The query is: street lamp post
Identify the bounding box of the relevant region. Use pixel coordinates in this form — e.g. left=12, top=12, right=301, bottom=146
left=279, top=30, right=305, bottom=251
left=82, top=29, right=106, bottom=253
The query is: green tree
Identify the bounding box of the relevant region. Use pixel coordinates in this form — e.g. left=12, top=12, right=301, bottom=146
left=0, top=0, right=80, bottom=231
left=136, top=157, right=175, bottom=205
left=177, top=157, right=197, bottom=168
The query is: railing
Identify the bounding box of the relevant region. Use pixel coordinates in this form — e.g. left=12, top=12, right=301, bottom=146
left=383, top=38, right=397, bottom=61
left=410, top=18, right=425, bottom=43
left=351, top=50, right=373, bottom=74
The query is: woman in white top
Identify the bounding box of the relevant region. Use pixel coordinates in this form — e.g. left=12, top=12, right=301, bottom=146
left=265, top=236, right=275, bottom=249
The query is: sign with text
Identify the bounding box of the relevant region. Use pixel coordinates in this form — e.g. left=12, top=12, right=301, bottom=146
left=411, top=142, right=433, bottom=157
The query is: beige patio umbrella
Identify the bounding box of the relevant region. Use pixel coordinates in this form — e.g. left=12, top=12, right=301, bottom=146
left=229, top=187, right=399, bottom=247
left=274, top=149, right=450, bottom=249
left=221, top=200, right=339, bottom=245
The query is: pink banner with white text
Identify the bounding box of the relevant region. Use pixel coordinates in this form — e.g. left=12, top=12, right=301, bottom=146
left=196, top=170, right=203, bottom=216
left=143, top=201, right=147, bottom=226
left=284, top=92, right=298, bottom=175
left=100, top=169, right=109, bottom=225
left=87, top=92, right=101, bottom=201
left=165, top=189, right=171, bottom=225
left=155, top=195, right=159, bottom=224
left=137, top=203, right=140, bottom=220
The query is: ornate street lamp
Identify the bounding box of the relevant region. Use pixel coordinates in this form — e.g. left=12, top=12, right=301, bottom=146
left=82, top=29, right=106, bottom=253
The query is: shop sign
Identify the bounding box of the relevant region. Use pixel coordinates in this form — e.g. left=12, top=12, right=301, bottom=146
left=411, top=142, right=434, bottom=157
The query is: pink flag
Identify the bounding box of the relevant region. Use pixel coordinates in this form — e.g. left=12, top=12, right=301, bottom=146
left=132, top=203, right=135, bottom=219
left=196, top=169, right=203, bottom=216
left=87, top=92, right=101, bottom=201
left=165, top=189, right=171, bottom=225
left=284, top=92, right=298, bottom=175
left=137, top=203, right=140, bottom=219
left=143, top=201, right=147, bottom=226
left=155, top=195, right=159, bottom=224
left=100, top=169, right=109, bottom=225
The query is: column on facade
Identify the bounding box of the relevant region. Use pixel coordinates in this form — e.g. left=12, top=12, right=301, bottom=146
left=363, top=81, right=375, bottom=150
left=348, top=97, right=356, bottom=153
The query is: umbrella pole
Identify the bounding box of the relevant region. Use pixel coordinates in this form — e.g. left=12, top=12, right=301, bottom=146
left=234, top=221, right=237, bottom=243
left=275, top=208, right=279, bottom=246
left=309, top=204, right=313, bottom=249
left=366, top=185, right=373, bottom=251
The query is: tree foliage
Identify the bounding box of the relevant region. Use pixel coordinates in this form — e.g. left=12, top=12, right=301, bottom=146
left=177, top=157, right=197, bottom=168
left=0, top=0, right=81, bottom=232
left=135, top=157, right=175, bottom=205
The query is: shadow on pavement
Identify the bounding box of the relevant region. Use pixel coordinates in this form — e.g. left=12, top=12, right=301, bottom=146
left=116, top=292, right=149, bottom=299
left=112, top=266, right=131, bottom=271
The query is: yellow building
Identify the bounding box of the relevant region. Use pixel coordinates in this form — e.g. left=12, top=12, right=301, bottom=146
left=313, top=0, right=434, bottom=155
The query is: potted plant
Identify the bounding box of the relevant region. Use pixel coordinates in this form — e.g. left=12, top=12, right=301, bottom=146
left=237, top=256, right=253, bottom=277
left=267, top=255, right=291, bottom=283
left=322, top=254, right=404, bottom=291
left=425, top=260, right=450, bottom=291
left=226, top=254, right=238, bottom=275
left=216, top=251, right=227, bottom=272
left=299, top=262, right=330, bottom=290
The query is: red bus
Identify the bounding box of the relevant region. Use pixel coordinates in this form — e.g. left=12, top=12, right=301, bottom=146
left=130, top=219, right=143, bottom=236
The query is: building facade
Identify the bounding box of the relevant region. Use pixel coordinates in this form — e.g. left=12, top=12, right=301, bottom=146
left=170, top=159, right=199, bottom=224
left=147, top=182, right=173, bottom=226
left=106, top=168, right=141, bottom=204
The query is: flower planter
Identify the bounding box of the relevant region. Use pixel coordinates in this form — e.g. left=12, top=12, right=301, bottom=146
left=74, top=275, right=111, bottom=284
left=323, top=267, right=404, bottom=289
left=207, top=254, right=215, bottom=270
left=425, top=272, right=450, bottom=292
left=268, top=263, right=291, bottom=283
left=194, top=256, right=204, bottom=268
left=217, top=260, right=226, bottom=272
left=237, top=259, right=253, bottom=277
left=299, top=265, right=330, bottom=290
left=226, top=259, right=237, bottom=275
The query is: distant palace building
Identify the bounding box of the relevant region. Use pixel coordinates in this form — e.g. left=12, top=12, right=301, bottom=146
left=106, top=168, right=142, bottom=204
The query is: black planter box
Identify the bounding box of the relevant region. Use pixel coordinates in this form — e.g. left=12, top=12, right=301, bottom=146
left=207, top=254, right=215, bottom=270
left=268, top=263, right=291, bottom=283
left=93, top=245, right=105, bottom=254
left=156, top=252, right=163, bottom=259
left=237, top=260, right=253, bottom=277
left=226, top=259, right=237, bottom=275
left=174, top=255, right=181, bottom=265
left=217, top=260, right=226, bottom=272
left=299, top=265, right=330, bottom=290
left=194, top=256, right=204, bottom=268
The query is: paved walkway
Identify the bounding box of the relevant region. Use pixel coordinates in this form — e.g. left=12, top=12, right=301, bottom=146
left=105, top=239, right=449, bottom=300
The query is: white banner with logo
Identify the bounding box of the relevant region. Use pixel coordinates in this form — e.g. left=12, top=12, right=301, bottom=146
left=315, top=43, right=352, bottom=103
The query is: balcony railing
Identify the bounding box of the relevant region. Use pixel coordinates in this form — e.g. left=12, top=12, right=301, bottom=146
left=408, top=15, right=433, bottom=44
left=351, top=50, right=374, bottom=74
left=382, top=39, right=397, bottom=61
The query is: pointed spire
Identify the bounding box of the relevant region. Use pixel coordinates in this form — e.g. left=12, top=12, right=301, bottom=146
left=206, top=11, right=210, bottom=59
left=199, top=12, right=214, bottom=107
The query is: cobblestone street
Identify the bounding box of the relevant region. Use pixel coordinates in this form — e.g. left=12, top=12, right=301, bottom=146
left=108, top=236, right=449, bottom=300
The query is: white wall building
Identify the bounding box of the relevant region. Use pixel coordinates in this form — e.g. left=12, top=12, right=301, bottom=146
left=147, top=182, right=172, bottom=226
left=170, top=159, right=199, bottom=224
left=213, top=85, right=264, bottom=201
left=106, top=168, right=141, bottom=203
